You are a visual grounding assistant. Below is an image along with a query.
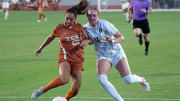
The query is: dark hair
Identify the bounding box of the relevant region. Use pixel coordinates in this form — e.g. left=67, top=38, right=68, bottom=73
left=66, top=0, right=89, bottom=17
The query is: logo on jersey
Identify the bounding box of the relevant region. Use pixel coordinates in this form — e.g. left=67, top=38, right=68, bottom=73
left=94, top=37, right=100, bottom=42
left=66, top=35, right=80, bottom=46
left=99, top=28, right=102, bottom=32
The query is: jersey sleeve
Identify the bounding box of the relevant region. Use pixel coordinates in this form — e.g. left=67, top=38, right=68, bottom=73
left=51, top=26, right=59, bottom=37
left=103, top=20, right=118, bottom=36
left=147, top=1, right=152, bottom=9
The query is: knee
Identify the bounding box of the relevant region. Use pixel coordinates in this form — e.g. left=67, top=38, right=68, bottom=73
left=61, top=78, right=69, bottom=85
left=98, top=74, right=108, bottom=85
left=134, top=28, right=141, bottom=36
left=123, top=75, right=134, bottom=84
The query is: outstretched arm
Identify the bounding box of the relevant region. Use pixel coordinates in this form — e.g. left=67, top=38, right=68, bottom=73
left=35, top=35, right=55, bottom=56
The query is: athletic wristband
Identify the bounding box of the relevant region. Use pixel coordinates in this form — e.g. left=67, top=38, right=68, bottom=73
left=111, top=39, right=115, bottom=43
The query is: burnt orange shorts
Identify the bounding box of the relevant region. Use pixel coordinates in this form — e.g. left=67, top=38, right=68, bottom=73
left=59, top=59, right=83, bottom=72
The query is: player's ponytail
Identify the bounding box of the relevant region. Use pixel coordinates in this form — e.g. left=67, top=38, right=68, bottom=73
left=66, top=0, right=89, bottom=17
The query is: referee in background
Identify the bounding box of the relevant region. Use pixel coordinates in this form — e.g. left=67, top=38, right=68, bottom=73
left=128, top=0, right=153, bottom=55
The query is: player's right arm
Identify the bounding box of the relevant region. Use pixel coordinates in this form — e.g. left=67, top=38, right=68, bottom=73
left=80, top=27, right=93, bottom=47
left=35, top=35, right=55, bottom=56
left=128, top=4, right=133, bottom=23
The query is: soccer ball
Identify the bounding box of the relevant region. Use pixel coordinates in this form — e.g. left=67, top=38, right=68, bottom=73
left=52, top=96, right=67, bottom=101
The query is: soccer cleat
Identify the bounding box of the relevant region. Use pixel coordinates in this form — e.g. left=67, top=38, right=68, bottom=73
left=139, top=75, right=150, bottom=92
left=31, top=86, right=45, bottom=100
left=37, top=19, right=41, bottom=22
left=145, top=51, right=148, bottom=56
left=138, top=34, right=143, bottom=45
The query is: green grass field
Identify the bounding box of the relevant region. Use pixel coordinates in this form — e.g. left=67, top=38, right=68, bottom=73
left=0, top=11, right=180, bottom=101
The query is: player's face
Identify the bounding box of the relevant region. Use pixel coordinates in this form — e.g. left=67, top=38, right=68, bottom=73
left=65, top=13, right=76, bottom=27
left=87, top=10, right=99, bottom=27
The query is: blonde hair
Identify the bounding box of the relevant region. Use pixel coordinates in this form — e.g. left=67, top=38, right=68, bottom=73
left=87, top=7, right=99, bottom=15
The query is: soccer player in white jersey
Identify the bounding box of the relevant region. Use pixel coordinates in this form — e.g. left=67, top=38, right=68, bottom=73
left=82, top=7, right=150, bottom=101
left=2, top=0, right=10, bottom=20
left=122, top=0, right=131, bottom=22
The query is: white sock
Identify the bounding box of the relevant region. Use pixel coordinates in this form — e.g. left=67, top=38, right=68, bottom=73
left=123, top=13, right=129, bottom=21
left=98, top=74, right=124, bottom=101
left=123, top=74, right=143, bottom=84
left=5, top=12, right=8, bottom=20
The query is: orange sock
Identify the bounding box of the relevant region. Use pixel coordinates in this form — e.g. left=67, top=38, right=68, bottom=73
left=65, top=88, right=77, bottom=100
left=39, top=14, right=42, bottom=20
left=43, top=77, right=63, bottom=92
left=40, top=13, right=46, bottom=18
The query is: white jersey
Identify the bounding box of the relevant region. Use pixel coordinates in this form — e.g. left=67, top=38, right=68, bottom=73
left=2, top=0, right=9, bottom=9
left=84, top=19, right=126, bottom=66
left=122, top=1, right=129, bottom=9
left=3, top=0, right=8, bottom=2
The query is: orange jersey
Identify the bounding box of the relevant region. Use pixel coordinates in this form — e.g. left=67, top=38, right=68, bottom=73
left=38, top=0, right=43, bottom=8
left=51, top=22, right=85, bottom=63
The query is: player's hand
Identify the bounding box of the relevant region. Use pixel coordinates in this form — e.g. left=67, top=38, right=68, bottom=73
left=141, top=9, right=147, bottom=13
left=105, top=36, right=111, bottom=42
left=35, top=48, right=42, bottom=56
left=69, top=45, right=81, bottom=54
left=80, top=40, right=90, bottom=47
left=128, top=17, right=132, bottom=23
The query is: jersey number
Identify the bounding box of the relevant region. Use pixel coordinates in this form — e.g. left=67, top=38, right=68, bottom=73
left=94, top=37, right=100, bottom=42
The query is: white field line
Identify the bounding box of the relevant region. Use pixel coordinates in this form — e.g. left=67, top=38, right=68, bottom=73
left=0, top=96, right=180, bottom=100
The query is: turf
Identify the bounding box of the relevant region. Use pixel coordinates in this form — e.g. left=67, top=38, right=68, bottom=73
left=0, top=11, right=180, bottom=101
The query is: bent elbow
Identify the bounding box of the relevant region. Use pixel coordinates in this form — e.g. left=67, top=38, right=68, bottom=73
left=121, top=35, right=125, bottom=42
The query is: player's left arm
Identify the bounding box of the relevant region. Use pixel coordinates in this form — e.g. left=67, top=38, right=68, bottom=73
left=104, top=21, right=124, bottom=43
left=106, top=31, right=124, bottom=43
left=128, top=5, right=133, bottom=23
left=141, top=1, right=154, bottom=14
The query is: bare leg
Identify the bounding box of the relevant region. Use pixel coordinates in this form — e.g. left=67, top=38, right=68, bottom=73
left=59, top=62, right=71, bottom=83
left=44, top=62, right=71, bottom=91
left=115, top=58, right=131, bottom=77
left=134, top=28, right=143, bottom=45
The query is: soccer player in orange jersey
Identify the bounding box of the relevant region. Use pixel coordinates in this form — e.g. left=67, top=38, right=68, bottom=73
left=31, top=0, right=89, bottom=101
left=37, top=0, right=47, bottom=22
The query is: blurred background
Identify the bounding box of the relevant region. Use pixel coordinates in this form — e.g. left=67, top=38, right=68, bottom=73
left=0, top=0, right=180, bottom=11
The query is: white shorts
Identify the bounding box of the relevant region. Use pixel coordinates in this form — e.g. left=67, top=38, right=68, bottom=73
left=122, top=2, right=129, bottom=10
left=2, top=2, right=9, bottom=9
left=97, top=48, right=127, bottom=67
